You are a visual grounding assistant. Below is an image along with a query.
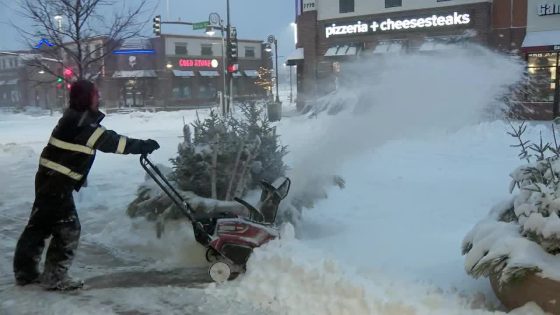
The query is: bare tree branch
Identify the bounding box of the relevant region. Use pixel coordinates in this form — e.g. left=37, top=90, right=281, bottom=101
left=14, top=0, right=153, bottom=80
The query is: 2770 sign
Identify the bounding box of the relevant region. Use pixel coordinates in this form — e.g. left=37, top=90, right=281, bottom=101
left=303, top=0, right=316, bottom=12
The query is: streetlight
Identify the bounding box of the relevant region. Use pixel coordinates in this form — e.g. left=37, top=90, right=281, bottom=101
left=265, top=35, right=280, bottom=103
left=205, top=26, right=216, bottom=36
left=54, top=15, right=63, bottom=31
left=206, top=12, right=228, bottom=116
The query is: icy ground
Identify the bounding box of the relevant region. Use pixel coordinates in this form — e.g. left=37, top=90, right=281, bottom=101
left=0, top=48, right=551, bottom=315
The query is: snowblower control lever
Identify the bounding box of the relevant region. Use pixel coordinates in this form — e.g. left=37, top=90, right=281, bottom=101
left=139, top=154, right=196, bottom=222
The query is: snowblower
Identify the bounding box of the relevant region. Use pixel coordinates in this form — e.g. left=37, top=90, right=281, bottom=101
left=140, top=154, right=290, bottom=283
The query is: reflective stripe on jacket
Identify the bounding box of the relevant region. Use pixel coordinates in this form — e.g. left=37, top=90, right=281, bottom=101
left=38, top=108, right=145, bottom=191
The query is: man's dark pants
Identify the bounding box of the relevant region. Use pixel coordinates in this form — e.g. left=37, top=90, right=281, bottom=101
left=13, top=174, right=81, bottom=285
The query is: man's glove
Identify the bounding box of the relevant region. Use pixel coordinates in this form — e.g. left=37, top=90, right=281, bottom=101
left=141, top=139, right=160, bottom=155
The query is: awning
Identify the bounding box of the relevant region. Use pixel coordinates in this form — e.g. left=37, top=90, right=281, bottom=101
left=1, top=79, right=18, bottom=85
left=324, top=44, right=361, bottom=57
left=112, top=70, right=156, bottom=78
left=286, top=48, right=304, bottom=66
left=198, top=70, right=220, bottom=77
left=173, top=70, right=195, bottom=77
left=244, top=70, right=259, bottom=77
left=373, top=41, right=404, bottom=54
left=522, top=30, right=560, bottom=50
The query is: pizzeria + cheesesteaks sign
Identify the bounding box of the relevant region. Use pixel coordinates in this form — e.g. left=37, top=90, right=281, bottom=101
left=325, top=12, right=471, bottom=38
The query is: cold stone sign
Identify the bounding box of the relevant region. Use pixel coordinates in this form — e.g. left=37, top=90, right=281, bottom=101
left=325, top=12, right=471, bottom=38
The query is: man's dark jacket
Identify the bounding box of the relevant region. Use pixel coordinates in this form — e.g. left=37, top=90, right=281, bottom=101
left=37, top=108, right=146, bottom=192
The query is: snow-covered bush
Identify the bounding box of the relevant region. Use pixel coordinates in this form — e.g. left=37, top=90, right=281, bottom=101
left=463, top=122, right=560, bottom=284
left=127, top=102, right=290, bottom=235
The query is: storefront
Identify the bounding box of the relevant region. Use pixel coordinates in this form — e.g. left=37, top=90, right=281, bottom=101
left=294, top=1, right=497, bottom=109
left=100, top=36, right=269, bottom=109
left=293, top=0, right=525, bottom=110
left=319, top=3, right=491, bottom=92
left=521, top=0, right=560, bottom=119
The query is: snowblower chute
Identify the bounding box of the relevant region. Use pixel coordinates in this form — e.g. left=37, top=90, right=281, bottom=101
left=140, top=154, right=290, bottom=283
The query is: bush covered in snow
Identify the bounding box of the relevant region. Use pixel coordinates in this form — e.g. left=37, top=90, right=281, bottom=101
left=463, top=122, right=560, bottom=284
left=127, top=102, right=290, bottom=234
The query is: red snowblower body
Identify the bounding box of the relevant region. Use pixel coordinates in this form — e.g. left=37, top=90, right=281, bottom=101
left=140, top=154, right=290, bottom=282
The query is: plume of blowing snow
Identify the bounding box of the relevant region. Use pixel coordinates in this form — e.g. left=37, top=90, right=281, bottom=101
left=286, top=44, right=525, bottom=204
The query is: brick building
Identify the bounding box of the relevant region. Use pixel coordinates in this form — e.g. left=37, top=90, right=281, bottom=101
left=288, top=0, right=527, bottom=111
left=101, top=35, right=271, bottom=109
left=0, top=35, right=271, bottom=109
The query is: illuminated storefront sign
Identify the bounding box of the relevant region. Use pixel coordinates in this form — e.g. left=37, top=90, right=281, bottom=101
left=324, top=12, right=471, bottom=38
left=178, top=58, right=219, bottom=68
left=537, top=3, right=560, bottom=16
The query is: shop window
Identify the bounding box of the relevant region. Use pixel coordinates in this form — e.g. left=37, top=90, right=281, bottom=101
left=199, top=84, right=217, bottom=98
left=175, top=43, right=188, bottom=55
left=201, top=44, right=213, bottom=57
left=172, top=84, right=192, bottom=99
left=527, top=52, right=558, bottom=102
left=339, top=0, right=354, bottom=13
left=245, top=47, right=255, bottom=58
left=385, top=0, right=402, bottom=8
left=185, top=86, right=192, bottom=97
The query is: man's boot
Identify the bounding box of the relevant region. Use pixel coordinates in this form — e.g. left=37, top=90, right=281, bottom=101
left=40, top=273, right=84, bottom=291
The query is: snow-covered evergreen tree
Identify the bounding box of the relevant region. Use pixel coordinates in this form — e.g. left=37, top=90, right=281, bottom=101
left=127, top=103, right=288, bottom=234
left=170, top=103, right=287, bottom=201
left=463, top=122, right=560, bottom=284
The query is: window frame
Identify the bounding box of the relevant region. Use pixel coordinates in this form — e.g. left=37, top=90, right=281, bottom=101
left=201, top=44, right=213, bottom=57
left=245, top=46, right=256, bottom=58
left=385, top=0, right=402, bottom=8
left=339, top=0, right=354, bottom=13
left=175, top=43, right=188, bottom=56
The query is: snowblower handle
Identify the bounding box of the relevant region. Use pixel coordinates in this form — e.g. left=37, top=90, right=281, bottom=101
left=139, top=154, right=196, bottom=222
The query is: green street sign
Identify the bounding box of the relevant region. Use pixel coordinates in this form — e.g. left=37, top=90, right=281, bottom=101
left=193, top=21, right=210, bottom=30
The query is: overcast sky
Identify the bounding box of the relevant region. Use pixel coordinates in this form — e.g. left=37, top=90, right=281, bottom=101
left=0, top=0, right=296, bottom=63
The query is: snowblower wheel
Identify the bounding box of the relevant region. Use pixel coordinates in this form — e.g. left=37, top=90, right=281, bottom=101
left=209, top=261, right=231, bottom=283
left=205, top=248, right=220, bottom=262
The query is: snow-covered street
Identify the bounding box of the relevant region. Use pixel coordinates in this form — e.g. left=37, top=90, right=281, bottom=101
left=0, top=48, right=551, bottom=315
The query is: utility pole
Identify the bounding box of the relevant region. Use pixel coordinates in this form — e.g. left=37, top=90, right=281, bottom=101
left=274, top=38, right=279, bottom=103
left=554, top=53, right=560, bottom=120
left=226, top=0, right=232, bottom=114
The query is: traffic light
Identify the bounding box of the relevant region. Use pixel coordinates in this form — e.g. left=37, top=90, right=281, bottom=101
left=227, top=26, right=238, bottom=63
left=226, top=26, right=238, bottom=73
left=153, top=15, right=161, bottom=36
left=227, top=63, right=239, bottom=73
left=63, top=67, right=73, bottom=78
left=57, top=76, right=63, bottom=83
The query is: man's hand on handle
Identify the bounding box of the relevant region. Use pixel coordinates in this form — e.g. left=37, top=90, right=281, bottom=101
left=141, top=139, right=160, bottom=155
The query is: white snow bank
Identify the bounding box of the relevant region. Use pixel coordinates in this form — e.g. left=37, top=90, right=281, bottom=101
left=209, top=236, right=541, bottom=315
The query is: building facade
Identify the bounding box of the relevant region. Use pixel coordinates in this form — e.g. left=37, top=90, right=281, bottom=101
left=101, top=35, right=269, bottom=109
left=289, top=0, right=527, bottom=110
left=0, top=51, right=64, bottom=109
left=520, top=0, right=560, bottom=119
left=0, top=35, right=271, bottom=110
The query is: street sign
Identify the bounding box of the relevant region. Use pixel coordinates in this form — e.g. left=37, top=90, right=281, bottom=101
left=193, top=21, right=210, bottom=30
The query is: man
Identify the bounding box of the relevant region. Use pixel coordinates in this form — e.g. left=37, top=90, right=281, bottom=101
left=13, top=80, right=160, bottom=290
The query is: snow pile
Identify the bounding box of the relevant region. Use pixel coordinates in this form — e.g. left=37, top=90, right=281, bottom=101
left=209, top=234, right=535, bottom=315
left=463, top=125, right=560, bottom=283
